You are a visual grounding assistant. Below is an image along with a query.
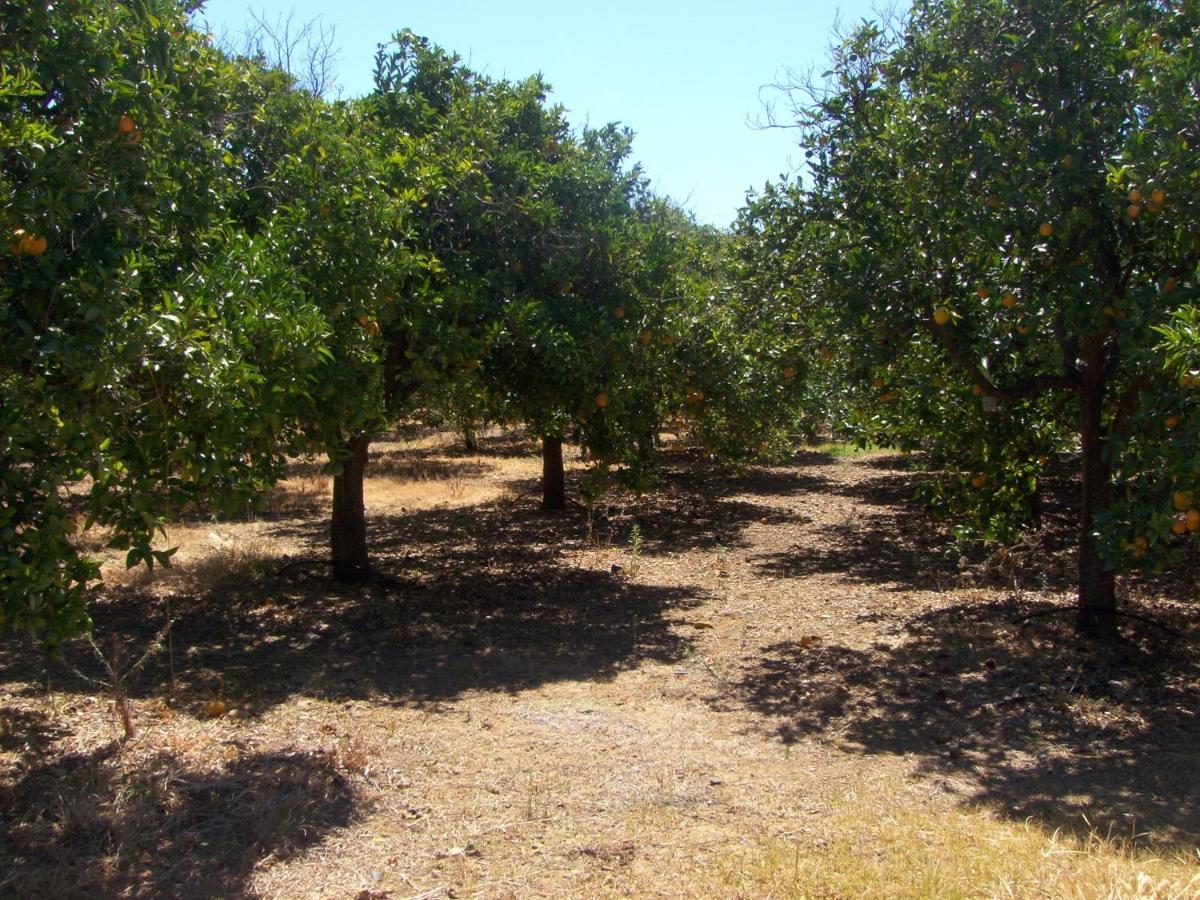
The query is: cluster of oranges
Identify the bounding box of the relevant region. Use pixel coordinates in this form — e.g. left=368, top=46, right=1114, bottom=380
left=1125, top=186, right=1167, bottom=220
left=1171, top=490, right=1200, bottom=536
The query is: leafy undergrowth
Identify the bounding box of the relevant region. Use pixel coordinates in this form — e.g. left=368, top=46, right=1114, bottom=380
left=1, top=429, right=1198, bottom=897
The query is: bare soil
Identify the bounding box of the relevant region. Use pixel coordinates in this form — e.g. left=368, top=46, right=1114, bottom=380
left=2, top=430, right=1198, bottom=898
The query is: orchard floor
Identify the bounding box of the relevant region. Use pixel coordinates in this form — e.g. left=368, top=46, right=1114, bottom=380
left=2, top=430, right=1199, bottom=898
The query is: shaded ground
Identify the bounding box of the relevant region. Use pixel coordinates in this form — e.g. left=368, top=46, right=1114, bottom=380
left=1, top=430, right=1198, bottom=896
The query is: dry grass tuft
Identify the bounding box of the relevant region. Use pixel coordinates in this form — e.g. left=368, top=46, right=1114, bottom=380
left=711, top=780, right=1200, bottom=899
left=265, top=473, right=329, bottom=518
left=100, top=528, right=281, bottom=596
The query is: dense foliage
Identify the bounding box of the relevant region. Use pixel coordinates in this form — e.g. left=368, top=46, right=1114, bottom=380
left=2, top=2, right=799, bottom=641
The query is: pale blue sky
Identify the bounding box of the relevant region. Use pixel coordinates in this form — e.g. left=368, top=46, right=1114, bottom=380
left=197, top=1, right=883, bottom=227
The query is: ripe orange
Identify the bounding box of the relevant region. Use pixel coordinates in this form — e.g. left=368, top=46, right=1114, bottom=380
left=872, top=377, right=887, bottom=389
left=1171, top=515, right=1188, bottom=535
left=118, top=114, right=135, bottom=134
left=1126, top=204, right=1141, bottom=220
left=1173, top=490, right=1194, bottom=512
left=612, top=306, right=625, bottom=319
left=986, top=195, right=1001, bottom=209
left=971, top=384, right=984, bottom=397
left=1163, top=277, right=1177, bottom=294
left=595, top=392, right=609, bottom=409
left=356, top=313, right=371, bottom=326
left=1151, top=188, right=1166, bottom=205
left=1127, top=188, right=1144, bottom=204
left=976, top=287, right=990, bottom=300
left=24, top=235, right=47, bottom=256
left=879, top=390, right=899, bottom=403
left=1165, top=415, right=1180, bottom=430
left=782, top=365, right=797, bottom=379
left=1016, top=324, right=1032, bottom=335
left=970, top=474, right=988, bottom=488
left=1188, top=508, right=1200, bottom=532
left=663, top=334, right=677, bottom=347
left=933, top=307, right=951, bottom=326
left=1038, top=222, right=1054, bottom=238
left=8, top=228, right=25, bottom=254
left=1146, top=201, right=1163, bottom=214
left=1001, top=293, right=1019, bottom=309
left=639, top=329, right=652, bottom=346
left=205, top=699, right=227, bottom=718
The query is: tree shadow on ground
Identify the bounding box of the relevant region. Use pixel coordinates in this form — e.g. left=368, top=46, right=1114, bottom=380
left=5, top=496, right=717, bottom=718
left=724, top=595, right=1200, bottom=846
left=750, top=459, right=1083, bottom=594
left=0, top=741, right=359, bottom=897
left=746, top=466, right=960, bottom=592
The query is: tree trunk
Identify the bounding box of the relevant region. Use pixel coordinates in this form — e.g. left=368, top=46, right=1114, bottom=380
left=1076, top=374, right=1117, bottom=637
left=542, top=435, right=566, bottom=510
left=330, top=433, right=371, bottom=581
left=637, top=426, right=657, bottom=464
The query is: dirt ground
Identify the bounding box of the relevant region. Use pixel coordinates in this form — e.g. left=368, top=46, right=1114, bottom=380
left=2, top=430, right=1198, bottom=898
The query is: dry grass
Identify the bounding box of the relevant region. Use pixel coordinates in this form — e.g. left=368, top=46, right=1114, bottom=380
left=712, top=777, right=1200, bottom=899
left=3, top=430, right=1198, bottom=898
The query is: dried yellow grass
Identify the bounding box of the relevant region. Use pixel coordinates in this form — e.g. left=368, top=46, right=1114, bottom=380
left=710, top=780, right=1200, bottom=900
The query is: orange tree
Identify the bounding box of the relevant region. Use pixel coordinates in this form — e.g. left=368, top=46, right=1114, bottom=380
left=775, top=0, right=1200, bottom=636
left=479, top=118, right=651, bottom=508
left=727, top=180, right=858, bottom=452
left=1, top=0, right=330, bottom=646
left=212, top=39, right=443, bottom=582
